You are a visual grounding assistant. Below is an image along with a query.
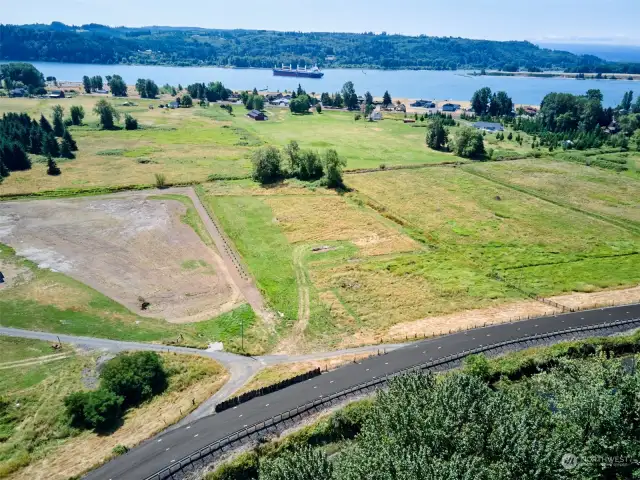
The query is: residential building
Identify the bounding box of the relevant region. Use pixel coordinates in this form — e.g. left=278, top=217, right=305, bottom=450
left=247, top=110, right=268, bottom=121
left=473, top=121, right=505, bottom=132
left=441, top=103, right=461, bottom=112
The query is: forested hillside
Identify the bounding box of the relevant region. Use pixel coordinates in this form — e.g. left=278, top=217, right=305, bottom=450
left=2, top=22, right=638, bottom=72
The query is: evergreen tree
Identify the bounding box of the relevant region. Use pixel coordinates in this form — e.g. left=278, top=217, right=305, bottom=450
left=425, top=119, right=448, bottom=151
left=365, top=91, right=373, bottom=106
left=39, top=114, right=53, bottom=134
left=62, top=130, right=78, bottom=151
left=43, top=133, right=60, bottom=157
left=60, top=137, right=75, bottom=159
left=46, top=156, right=61, bottom=175
left=52, top=105, right=65, bottom=137
left=82, top=75, right=92, bottom=93
left=0, top=141, right=31, bottom=171
left=0, top=159, right=8, bottom=178
left=471, top=87, right=492, bottom=115
left=29, top=127, right=42, bottom=154
left=382, top=90, right=392, bottom=107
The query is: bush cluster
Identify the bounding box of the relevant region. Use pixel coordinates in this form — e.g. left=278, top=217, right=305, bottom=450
left=251, top=140, right=346, bottom=188
left=64, top=352, right=167, bottom=432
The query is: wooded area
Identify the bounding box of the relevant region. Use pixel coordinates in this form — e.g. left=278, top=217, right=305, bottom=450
left=2, top=23, right=638, bottom=72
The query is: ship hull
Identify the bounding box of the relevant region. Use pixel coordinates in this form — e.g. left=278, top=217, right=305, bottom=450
left=273, top=69, right=324, bottom=78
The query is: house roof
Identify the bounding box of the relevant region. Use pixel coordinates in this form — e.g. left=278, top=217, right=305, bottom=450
left=473, top=121, right=504, bottom=130
left=248, top=110, right=266, bottom=117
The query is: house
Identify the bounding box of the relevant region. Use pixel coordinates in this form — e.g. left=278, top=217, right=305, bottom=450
left=270, top=98, right=290, bottom=107
left=48, top=90, right=65, bottom=99
left=94, top=89, right=109, bottom=94
left=168, top=101, right=179, bottom=109
left=473, top=121, right=505, bottom=132
left=410, top=99, right=436, bottom=108
left=9, top=88, right=26, bottom=98
left=247, top=110, right=268, bottom=121
left=523, top=106, right=538, bottom=116
left=369, top=108, right=383, bottom=121
left=441, top=103, right=461, bottom=112
left=403, top=118, right=416, bottom=123
left=603, top=118, right=620, bottom=134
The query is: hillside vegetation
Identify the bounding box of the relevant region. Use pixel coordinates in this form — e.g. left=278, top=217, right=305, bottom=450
left=0, top=23, right=630, bottom=71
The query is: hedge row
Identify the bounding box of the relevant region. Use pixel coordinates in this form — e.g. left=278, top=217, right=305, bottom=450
left=215, top=368, right=322, bottom=413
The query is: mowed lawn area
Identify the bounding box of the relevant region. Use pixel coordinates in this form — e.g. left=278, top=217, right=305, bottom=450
left=200, top=160, right=640, bottom=350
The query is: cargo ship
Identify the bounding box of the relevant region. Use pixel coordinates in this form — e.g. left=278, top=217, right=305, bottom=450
left=273, top=64, right=324, bottom=78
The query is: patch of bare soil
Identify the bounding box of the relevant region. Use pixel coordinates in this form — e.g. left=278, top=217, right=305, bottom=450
left=0, top=194, right=241, bottom=323
left=0, top=258, right=33, bottom=290
left=550, top=285, right=640, bottom=310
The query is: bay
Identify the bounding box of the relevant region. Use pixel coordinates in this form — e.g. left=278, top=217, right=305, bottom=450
left=9, top=61, right=639, bottom=107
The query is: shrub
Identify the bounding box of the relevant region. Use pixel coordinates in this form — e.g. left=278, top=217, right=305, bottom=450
left=354, top=113, right=361, bottom=121
left=260, top=446, right=332, bottom=480
left=124, top=114, right=138, bottom=130
left=46, top=156, right=61, bottom=175
left=100, top=352, right=167, bottom=408
left=181, top=94, right=193, bottom=108
left=69, top=105, right=85, bottom=125
left=251, top=146, right=282, bottom=184
left=154, top=173, right=167, bottom=188
left=112, top=444, right=129, bottom=456
left=315, top=103, right=322, bottom=114
left=463, top=354, right=491, bottom=382
left=64, top=389, right=123, bottom=432
left=425, top=118, right=448, bottom=151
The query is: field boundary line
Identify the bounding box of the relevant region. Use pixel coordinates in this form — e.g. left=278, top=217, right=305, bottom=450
left=460, top=166, right=640, bottom=236
left=143, top=315, right=640, bottom=480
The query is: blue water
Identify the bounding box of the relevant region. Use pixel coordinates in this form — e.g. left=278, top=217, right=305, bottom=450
left=16, top=61, right=640, bottom=107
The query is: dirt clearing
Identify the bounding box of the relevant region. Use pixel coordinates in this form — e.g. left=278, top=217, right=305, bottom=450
left=0, top=193, right=241, bottom=323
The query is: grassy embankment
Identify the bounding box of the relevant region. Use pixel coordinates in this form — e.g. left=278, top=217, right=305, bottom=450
left=0, top=337, right=227, bottom=479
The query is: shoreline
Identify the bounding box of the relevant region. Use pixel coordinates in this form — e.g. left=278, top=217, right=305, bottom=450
left=6, top=60, right=639, bottom=79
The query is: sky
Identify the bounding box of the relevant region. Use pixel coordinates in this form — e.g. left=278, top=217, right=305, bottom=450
left=2, top=0, right=640, bottom=45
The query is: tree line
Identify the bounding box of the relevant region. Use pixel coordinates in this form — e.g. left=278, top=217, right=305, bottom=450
left=3, top=24, right=638, bottom=72
left=251, top=140, right=346, bottom=188
left=0, top=107, right=81, bottom=182
left=235, top=355, right=640, bottom=480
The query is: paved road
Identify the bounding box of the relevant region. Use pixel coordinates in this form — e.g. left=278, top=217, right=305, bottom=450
left=85, top=303, right=640, bottom=480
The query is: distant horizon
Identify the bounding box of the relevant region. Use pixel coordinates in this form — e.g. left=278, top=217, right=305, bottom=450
left=5, top=21, right=640, bottom=49
left=3, top=0, right=639, bottom=46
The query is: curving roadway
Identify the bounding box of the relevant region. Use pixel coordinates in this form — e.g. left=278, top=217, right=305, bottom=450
left=84, top=302, right=640, bottom=480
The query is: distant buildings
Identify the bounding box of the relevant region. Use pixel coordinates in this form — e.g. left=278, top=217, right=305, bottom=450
left=473, top=121, right=505, bottom=132
left=48, top=90, right=65, bottom=99
left=410, top=99, right=436, bottom=108
left=441, top=103, right=461, bottom=112
left=247, top=110, right=268, bottom=121
left=9, top=88, right=26, bottom=97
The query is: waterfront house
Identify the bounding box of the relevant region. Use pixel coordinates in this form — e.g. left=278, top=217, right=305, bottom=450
left=247, top=110, right=268, bottom=121
left=441, top=103, right=461, bottom=112
left=410, top=100, right=436, bottom=108
left=473, top=121, right=504, bottom=132
left=48, top=90, right=65, bottom=99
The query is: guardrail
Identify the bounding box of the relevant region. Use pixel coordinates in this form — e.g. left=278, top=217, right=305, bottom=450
left=145, top=316, right=640, bottom=480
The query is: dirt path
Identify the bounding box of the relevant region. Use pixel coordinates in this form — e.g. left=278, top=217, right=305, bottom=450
left=0, top=352, right=73, bottom=370
left=177, top=187, right=275, bottom=325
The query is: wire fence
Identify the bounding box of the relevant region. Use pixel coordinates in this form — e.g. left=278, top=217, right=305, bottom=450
left=144, top=316, right=640, bottom=480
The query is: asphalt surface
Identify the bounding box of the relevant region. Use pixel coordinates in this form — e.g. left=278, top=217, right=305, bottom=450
left=85, top=303, right=640, bottom=480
